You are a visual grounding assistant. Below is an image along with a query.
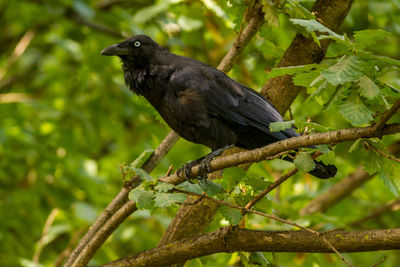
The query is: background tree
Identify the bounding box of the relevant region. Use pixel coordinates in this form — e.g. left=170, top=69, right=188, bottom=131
left=1, top=0, right=400, bottom=266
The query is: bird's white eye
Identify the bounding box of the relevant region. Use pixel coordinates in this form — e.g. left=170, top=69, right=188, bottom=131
left=134, top=41, right=141, bottom=47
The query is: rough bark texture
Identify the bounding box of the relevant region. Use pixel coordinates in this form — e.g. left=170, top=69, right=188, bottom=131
left=160, top=124, right=400, bottom=186
left=261, top=0, right=354, bottom=114
left=104, top=227, right=400, bottom=266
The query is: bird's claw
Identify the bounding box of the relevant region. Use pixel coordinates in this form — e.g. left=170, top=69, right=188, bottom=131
left=177, top=158, right=210, bottom=182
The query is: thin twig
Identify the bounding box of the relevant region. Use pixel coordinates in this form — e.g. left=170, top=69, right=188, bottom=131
left=172, top=188, right=353, bottom=267
left=245, top=168, right=298, bottom=209
left=373, top=98, right=400, bottom=133
left=364, top=141, right=400, bottom=163
left=369, top=256, right=388, bottom=267
left=33, top=209, right=58, bottom=264
left=64, top=131, right=179, bottom=266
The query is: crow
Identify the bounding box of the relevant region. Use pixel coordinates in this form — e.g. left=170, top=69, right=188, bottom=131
left=101, top=35, right=337, bottom=179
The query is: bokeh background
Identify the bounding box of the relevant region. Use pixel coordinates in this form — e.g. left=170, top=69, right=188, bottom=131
left=1, top=0, right=400, bottom=266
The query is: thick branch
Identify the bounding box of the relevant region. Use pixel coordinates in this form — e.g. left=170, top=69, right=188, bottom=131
left=64, top=131, right=179, bottom=266
left=261, top=0, right=354, bottom=114
left=103, top=227, right=400, bottom=266
left=161, top=124, right=400, bottom=185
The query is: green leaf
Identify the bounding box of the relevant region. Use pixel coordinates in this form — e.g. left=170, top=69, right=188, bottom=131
left=358, top=76, right=380, bottom=100
left=348, top=139, right=363, bottom=153
left=130, top=149, right=154, bottom=168
left=249, top=252, right=271, bottom=266
left=354, top=29, right=392, bottom=50
left=129, top=189, right=155, bottom=209
left=316, top=144, right=331, bottom=154
left=177, top=181, right=203, bottom=194
left=380, top=170, right=400, bottom=197
left=128, top=167, right=153, bottom=181
left=339, top=98, right=374, bottom=126
left=269, top=120, right=295, bottom=132
left=294, top=152, right=315, bottom=173
left=262, top=0, right=280, bottom=27
left=321, top=56, right=363, bottom=86
left=221, top=167, right=247, bottom=191
left=218, top=205, right=242, bottom=225
left=316, top=151, right=335, bottom=165
left=243, top=176, right=272, bottom=192
left=296, top=121, right=331, bottom=132
left=293, top=70, right=321, bottom=87
left=198, top=179, right=223, bottom=196
left=266, top=64, right=319, bottom=80
left=154, top=192, right=187, bottom=208
left=290, top=19, right=345, bottom=41
left=155, top=182, right=175, bottom=193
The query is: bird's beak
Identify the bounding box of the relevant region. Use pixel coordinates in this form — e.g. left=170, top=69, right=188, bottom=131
left=101, top=43, right=130, bottom=56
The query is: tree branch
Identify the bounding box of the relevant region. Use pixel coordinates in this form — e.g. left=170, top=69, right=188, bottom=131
left=348, top=198, right=400, bottom=228
left=64, top=131, right=179, bottom=266
left=160, top=124, right=400, bottom=185
left=156, top=3, right=266, bottom=258
left=372, top=98, right=400, bottom=133
left=261, top=0, right=354, bottom=114
left=103, top=227, right=400, bottom=266
left=300, top=141, right=400, bottom=215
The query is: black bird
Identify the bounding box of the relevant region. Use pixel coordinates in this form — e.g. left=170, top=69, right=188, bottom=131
left=101, top=35, right=337, bottom=179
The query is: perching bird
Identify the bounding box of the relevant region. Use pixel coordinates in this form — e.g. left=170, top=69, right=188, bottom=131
left=101, top=35, right=337, bottom=179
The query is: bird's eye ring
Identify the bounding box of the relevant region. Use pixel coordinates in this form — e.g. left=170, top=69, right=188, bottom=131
left=134, top=41, right=141, bottom=47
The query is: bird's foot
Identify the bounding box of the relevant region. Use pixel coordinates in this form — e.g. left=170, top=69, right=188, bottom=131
left=177, top=160, right=203, bottom=182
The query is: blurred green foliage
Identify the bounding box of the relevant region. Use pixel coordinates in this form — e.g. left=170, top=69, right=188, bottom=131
left=1, top=0, right=400, bottom=266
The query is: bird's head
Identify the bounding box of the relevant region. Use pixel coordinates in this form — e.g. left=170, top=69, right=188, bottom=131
left=101, top=35, right=165, bottom=69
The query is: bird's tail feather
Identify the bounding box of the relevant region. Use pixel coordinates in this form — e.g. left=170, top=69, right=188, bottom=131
left=309, top=160, right=337, bottom=179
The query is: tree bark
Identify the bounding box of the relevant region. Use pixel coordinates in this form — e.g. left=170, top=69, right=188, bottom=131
left=261, top=0, right=354, bottom=114
left=104, top=227, right=400, bottom=267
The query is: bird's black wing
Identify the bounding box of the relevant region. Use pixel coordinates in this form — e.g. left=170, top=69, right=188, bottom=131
left=169, top=64, right=298, bottom=145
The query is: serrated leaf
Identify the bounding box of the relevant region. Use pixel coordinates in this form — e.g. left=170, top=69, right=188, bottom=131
left=358, top=76, right=380, bottom=100
left=269, top=120, right=295, bottom=132
left=129, top=167, right=153, bottom=181
left=294, top=152, right=315, bottom=173
left=316, top=151, right=335, bottom=165
left=198, top=179, right=223, bottom=196
left=354, top=29, right=392, bottom=50
left=154, top=192, right=187, bottom=208
left=218, top=205, right=242, bottom=225
left=155, top=182, right=175, bottom=193
left=379, top=157, right=400, bottom=197
left=316, top=144, right=331, bottom=154
left=221, top=167, right=246, bottom=191
left=262, top=0, right=279, bottom=27
left=293, top=70, right=320, bottom=87
left=290, top=19, right=345, bottom=41
left=177, top=181, right=203, bottom=194
left=362, top=151, right=381, bottom=175
left=380, top=172, right=399, bottom=197
left=266, top=64, right=319, bottom=80
left=129, top=189, right=155, bottom=209
left=243, top=176, right=272, bottom=192
left=348, top=139, right=363, bottom=153
left=322, top=56, right=363, bottom=86
left=249, top=252, right=271, bottom=266
left=339, top=98, right=374, bottom=126
left=130, top=149, right=154, bottom=168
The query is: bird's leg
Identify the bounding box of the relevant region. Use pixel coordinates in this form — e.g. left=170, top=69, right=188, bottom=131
left=177, top=145, right=233, bottom=181
left=198, top=145, right=233, bottom=177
